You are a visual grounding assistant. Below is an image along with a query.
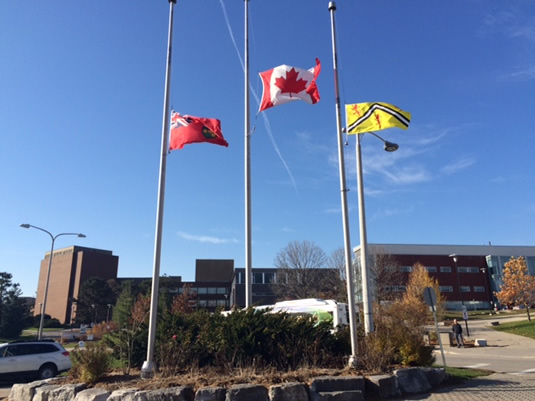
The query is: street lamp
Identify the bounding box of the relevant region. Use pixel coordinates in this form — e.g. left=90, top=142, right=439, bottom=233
left=356, top=131, right=399, bottom=334
left=91, top=304, right=96, bottom=326
left=480, top=268, right=492, bottom=312
left=449, top=254, right=463, bottom=306
left=106, top=304, right=112, bottom=324
left=450, top=253, right=469, bottom=336
left=20, top=224, right=86, bottom=340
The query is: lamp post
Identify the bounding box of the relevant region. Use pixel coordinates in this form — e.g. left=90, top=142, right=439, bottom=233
left=480, top=268, right=492, bottom=312
left=450, top=253, right=469, bottom=336
left=91, top=304, right=96, bottom=326
left=449, top=254, right=463, bottom=306
left=356, top=131, right=398, bottom=334
left=20, top=224, right=85, bottom=340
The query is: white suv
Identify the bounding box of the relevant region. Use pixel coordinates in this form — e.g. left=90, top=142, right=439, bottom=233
left=0, top=340, right=72, bottom=380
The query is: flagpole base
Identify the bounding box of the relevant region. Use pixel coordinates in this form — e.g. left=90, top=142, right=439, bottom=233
left=140, top=361, right=155, bottom=379
left=347, top=355, right=358, bottom=369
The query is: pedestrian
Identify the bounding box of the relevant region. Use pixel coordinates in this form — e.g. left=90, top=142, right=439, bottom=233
left=452, top=319, right=464, bottom=348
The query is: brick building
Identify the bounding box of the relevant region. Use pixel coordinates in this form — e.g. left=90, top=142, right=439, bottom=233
left=34, top=246, right=118, bottom=324
left=354, top=244, right=535, bottom=310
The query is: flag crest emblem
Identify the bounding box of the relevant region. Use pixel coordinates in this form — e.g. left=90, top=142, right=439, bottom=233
left=169, top=111, right=228, bottom=150
left=345, top=102, right=411, bottom=134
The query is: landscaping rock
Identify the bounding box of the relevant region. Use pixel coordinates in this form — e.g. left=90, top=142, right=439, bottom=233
left=394, top=367, right=432, bottom=394
left=366, top=374, right=401, bottom=399
left=269, top=382, right=308, bottom=401
left=225, top=384, right=268, bottom=401
left=421, top=367, right=447, bottom=387
left=309, top=376, right=365, bottom=393
left=73, top=388, right=111, bottom=401
left=143, top=386, right=195, bottom=401
left=107, top=388, right=141, bottom=401
left=9, top=379, right=51, bottom=401
left=311, top=390, right=364, bottom=401
left=194, top=386, right=226, bottom=401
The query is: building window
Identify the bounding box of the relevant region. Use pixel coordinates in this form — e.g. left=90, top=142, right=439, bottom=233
left=216, top=287, right=227, bottom=294
left=473, top=286, right=485, bottom=292
left=197, top=287, right=207, bottom=295
left=252, top=273, right=263, bottom=284
left=440, top=266, right=451, bottom=273
left=425, top=266, right=437, bottom=273
left=460, top=286, right=471, bottom=293
left=216, top=300, right=226, bottom=307
left=208, top=300, right=217, bottom=307
left=236, top=272, right=243, bottom=284
left=458, top=267, right=479, bottom=273
left=207, top=287, right=217, bottom=294
left=198, top=300, right=207, bottom=307
left=400, top=266, right=412, bottom=272
left=264, top=272, right=276, bottom=284
left=439, top=286, right=453, bottom=292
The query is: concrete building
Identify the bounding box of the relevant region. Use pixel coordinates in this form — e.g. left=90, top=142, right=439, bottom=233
left=34, top=246, right=118, bottom=324
left=354, top=244, right=535, bottom=310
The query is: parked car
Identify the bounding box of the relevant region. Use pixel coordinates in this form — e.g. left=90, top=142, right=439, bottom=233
left=0, top=340, right=71, bottom=380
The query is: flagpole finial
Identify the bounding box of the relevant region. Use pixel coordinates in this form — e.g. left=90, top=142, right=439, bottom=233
left=328, top=2, right=336, bottom=11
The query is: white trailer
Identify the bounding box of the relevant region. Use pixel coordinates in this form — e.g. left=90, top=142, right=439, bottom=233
left=256, top=298, right=349, bottom=329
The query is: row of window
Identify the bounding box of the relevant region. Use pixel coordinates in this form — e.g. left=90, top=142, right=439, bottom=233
left=400, top=266, right=482, bottom=273
left=197, top=300, right=228, bottom=307
left=388, top=285, right=487, bottom=293
left=176, top=287, right=229, bottom=295
left=236, top=272, right=277, bottom=285
left=439, top=286, right=486, bottom=293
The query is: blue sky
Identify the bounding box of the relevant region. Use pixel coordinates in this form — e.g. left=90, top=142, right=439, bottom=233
left=1, top=1, right=534, bottom=297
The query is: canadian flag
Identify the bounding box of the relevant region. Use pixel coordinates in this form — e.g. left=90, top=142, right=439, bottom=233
left=258, top=58, right=321, bottom=112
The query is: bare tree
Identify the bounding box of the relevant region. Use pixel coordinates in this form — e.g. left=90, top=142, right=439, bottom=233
left=273, top=240, right=340, bottom=300
left=369, top=248, right=403, bottom=304
left=327, top=247, right=348, bottom=302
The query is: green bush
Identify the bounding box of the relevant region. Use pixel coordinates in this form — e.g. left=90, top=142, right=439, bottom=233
left=155, top=308, right=349, bottom=376
left=70, top=342, right=112, bottom=384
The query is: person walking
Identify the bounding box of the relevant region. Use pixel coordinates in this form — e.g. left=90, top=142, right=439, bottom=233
left=452, top=319, right=464, bottom=348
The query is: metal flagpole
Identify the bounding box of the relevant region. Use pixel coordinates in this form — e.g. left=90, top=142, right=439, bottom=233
left=328, top=1, right=359, bottom=367
left=141, top=0, right=176, bottom=379
left=356, top=134, right=374, bottom=334
left=244, top=0, right=252, bottom=308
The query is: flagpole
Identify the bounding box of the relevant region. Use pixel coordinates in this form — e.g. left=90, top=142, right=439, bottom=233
left=141, top=0, right=176, bottom=379
left=244, top=0, right=252, bottom=308
left=356, top=133, right=373, bottom=334
left=328, top=1, right=358, bottom=367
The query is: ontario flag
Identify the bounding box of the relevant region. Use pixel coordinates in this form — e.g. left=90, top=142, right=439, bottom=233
left=258, top=58, right=321, bottom=112
left=169, top=111, right=229, bottom=150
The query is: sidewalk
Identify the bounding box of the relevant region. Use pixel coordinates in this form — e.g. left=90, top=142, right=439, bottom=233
left=398, top=314, right=535, bottom=400
left=391, top=373, right=535, bottom=400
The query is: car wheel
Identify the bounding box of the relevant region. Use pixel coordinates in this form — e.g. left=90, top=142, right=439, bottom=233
left=38, top=364, right=57, bottom=380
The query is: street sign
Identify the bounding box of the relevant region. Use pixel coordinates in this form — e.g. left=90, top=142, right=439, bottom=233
left=462, top=305, right=468, bottom=320
left=424, top=287, right=437, bottom=311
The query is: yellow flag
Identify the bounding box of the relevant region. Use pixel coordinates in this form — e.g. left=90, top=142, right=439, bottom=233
left=346, top=102, right=411, bottom=134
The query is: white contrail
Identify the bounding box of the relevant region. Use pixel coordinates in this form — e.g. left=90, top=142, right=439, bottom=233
left=219, top=0, right=298, bottom=192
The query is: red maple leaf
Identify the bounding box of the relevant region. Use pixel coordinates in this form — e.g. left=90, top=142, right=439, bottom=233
left=274, top=68, right=308, bottom=97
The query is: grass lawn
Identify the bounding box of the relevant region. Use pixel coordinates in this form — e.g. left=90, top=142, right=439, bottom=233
left=433, top=366, right=494, bottom=384
left=443, top=310, right=526, bottom=321
left=492, top=319, right=535, bottom=340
